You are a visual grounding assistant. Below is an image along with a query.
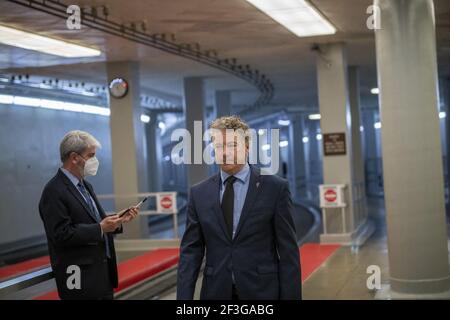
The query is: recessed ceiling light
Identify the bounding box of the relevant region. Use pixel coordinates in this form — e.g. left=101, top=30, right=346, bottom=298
left=309, top=113, right=321, bottom=120
left=279, top=140, right=289, bottom=147
left=278, top=119, right=291, bottom=126
left=245, top=0, right=336, bottom=37
left=0, top=24, right=101, bottom=58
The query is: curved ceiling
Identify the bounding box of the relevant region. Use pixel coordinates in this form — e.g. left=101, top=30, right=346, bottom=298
left=0, top=0, right=450, bottom=112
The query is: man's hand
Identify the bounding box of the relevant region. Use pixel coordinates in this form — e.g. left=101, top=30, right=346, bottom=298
left=100, top=215, right=123, bottom=233
left=121, top=206, right=139, bottom=223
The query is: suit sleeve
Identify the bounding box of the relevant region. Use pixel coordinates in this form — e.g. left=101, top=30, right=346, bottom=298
left=176, top=189, right=205, bottom=300
left=274, top=180, right=302, bottom=300
left=39, top=187, right=103, bottom=247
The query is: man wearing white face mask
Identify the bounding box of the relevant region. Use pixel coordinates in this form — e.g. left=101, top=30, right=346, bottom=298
left=39, top=130, right=139, bottom=300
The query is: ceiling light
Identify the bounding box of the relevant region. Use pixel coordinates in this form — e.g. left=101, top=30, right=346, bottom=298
left=309, top=113, right=321, bottom=120
left=13, top=96, right=41, bottom=107
left=278, top=119, right=291, bottom=126
left=0, top=24, right=101, bottom=58
left=0, top=94, right=14, bottom=104
left=0, top=94, right=154, bottom=122
left=158, top=121, right=166, bottom=130
left=245, top=0, right=336, bottom=37
left=141, top=114, right=151, bottom=123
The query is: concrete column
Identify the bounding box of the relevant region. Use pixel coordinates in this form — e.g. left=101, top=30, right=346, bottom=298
left=316, top=43, right=373, bottom=245
left=183, top=77, right=209, bottom=186
left=288, top=114, right=307, bottom=201
left=215, top=90, right=232, bottom=118
left=375, top=0, right=450, bottom=296
left=443, top=78, right=450, bottom=187
left=107, top=61, right=148, bottom=238
left=144, top=111, right=162, bottom=192
left=348, top=66, right=368, bottom=226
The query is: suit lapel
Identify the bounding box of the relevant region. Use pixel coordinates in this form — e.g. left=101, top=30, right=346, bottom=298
left=58, top=170, right=100, bottom=223
left=233, top=166, right=262, bottom=240
left=211, top=173, right=233, bottom=242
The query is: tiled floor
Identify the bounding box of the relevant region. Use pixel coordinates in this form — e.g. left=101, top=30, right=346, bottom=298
left=303, top=197, right=392, bottom=299
left=302, top=196, right=450, bottom=299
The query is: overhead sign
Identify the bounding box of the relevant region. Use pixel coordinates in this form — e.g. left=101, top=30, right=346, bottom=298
left=323, top=133, right=346, bottom=156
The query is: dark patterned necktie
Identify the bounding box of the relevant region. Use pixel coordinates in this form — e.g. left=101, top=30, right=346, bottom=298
left=222, top=176, right=237, bottom=237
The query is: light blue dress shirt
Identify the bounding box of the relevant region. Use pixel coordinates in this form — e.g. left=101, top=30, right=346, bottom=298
left=60, top=168, right=101, bottom=221
left=220, top=163, right=250, bottom=239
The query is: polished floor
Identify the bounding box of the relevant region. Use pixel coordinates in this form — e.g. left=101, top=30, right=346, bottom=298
left=303, top=197, right=450, bottom=299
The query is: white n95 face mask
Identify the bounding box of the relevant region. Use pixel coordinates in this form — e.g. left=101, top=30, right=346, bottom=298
left=83, top=156, right=99, bottom=177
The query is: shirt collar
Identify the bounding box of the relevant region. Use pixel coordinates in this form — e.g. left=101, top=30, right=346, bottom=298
left=220, top=163, right=250, bottom=185
left=61, top=167, right=82, bottom=187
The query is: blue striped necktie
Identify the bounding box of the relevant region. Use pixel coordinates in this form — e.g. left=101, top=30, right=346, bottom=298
left=77, top=181, right=111, bottom=258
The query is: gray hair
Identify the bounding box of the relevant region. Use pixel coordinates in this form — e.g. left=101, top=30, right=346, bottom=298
left=60, top=130, right=101, bottom=162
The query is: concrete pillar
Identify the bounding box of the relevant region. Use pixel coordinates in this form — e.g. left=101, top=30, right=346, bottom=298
left=375, top=0, right=450, bottom=296
left=183, top=77, right=209, bottom=186
left=107, top=61, right=149, bottom=238
left=443, top=77, right=450, bottom=187
left=288, top=114, right=307, bottom=201
left=316, top=43, right=373, bottom=245
left=348, top=66, right=368, bottom=227
left=215, top=90, right=231, bottom=118
left=144, top=111, right=162, bottom=192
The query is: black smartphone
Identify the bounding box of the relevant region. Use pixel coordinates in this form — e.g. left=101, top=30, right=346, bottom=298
left=117, top=196, right=148, bottom=217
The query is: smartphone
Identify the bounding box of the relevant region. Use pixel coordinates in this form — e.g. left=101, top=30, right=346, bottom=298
left=117, top=196, right=149, bottom=217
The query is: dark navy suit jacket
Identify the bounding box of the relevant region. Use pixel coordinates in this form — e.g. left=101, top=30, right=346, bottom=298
left=39, top=169, right=120, bottom=299
left=177, top=165, right=302, bottom=300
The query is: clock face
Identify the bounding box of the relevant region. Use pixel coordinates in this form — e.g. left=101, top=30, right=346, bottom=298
left=108, top=78, right=128, bottom=98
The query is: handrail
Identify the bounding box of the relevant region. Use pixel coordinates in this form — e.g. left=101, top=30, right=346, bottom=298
left=0, top=267, right=53, bottom=298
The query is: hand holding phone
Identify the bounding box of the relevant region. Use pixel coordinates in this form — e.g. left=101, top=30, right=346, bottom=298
left=117, top=196, right=148, bottom=217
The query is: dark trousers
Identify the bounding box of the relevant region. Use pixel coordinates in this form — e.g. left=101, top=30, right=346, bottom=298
left=100, top=290, right=114, bottom=300
left=232, top=284, right=239, bottom=300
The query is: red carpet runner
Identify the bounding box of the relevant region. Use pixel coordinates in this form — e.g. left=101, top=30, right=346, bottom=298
left=2, top=244, right=340, bottom=299
left=0, top=256, right=50, bottom=281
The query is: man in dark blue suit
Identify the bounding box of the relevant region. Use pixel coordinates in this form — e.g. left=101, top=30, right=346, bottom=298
left=177, top=116, right=301, bottom=300
left=39, top=130, right=139, bottom=299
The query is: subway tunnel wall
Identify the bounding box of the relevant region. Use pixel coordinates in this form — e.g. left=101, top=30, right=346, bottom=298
left=0, top=102, right=115, bottom=248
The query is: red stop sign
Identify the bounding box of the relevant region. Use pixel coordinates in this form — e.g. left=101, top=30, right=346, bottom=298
left=324, top=189, right=337, bottom=202
left=161, top=196, right=173, bottom=209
